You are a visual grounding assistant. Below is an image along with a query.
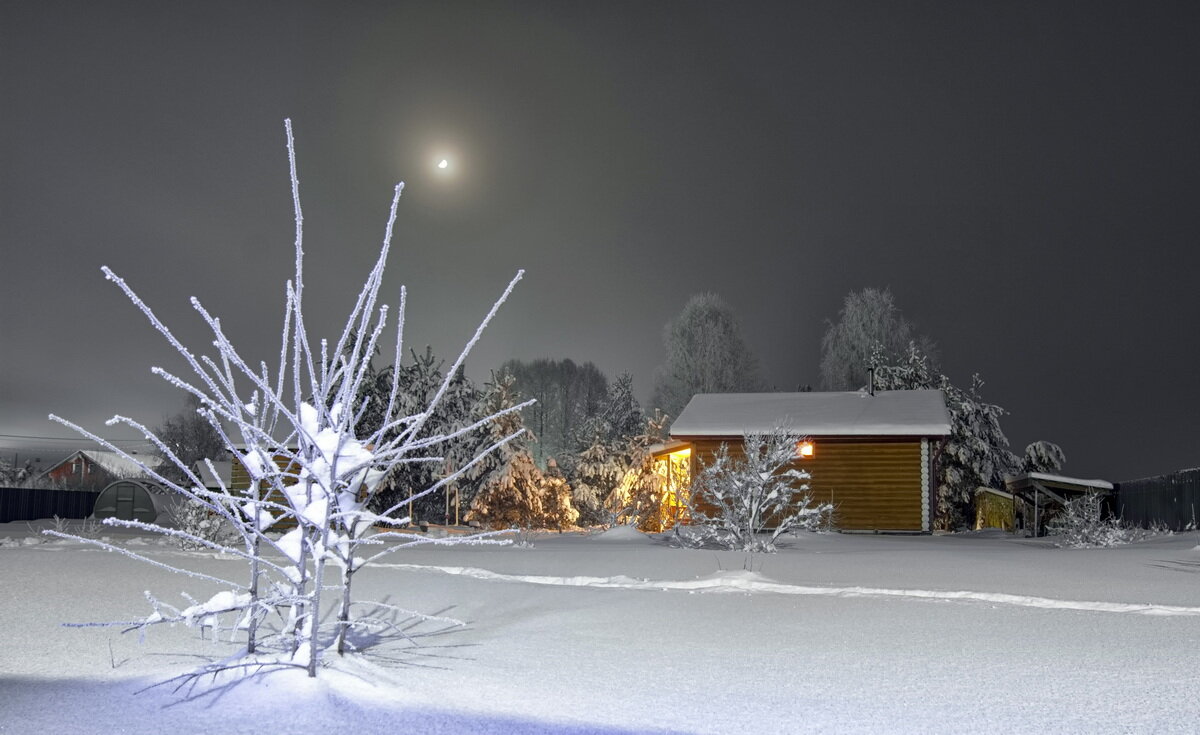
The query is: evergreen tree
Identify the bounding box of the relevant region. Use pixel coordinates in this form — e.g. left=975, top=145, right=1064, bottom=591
left=871, top=343, right=1018, bottom=529
left=578, top=372, right=644, bottom=447
left=541, top=458, right=580, bottom=530
left=432, top=365, right=484, bottom=523
left=1021, top=440, right=1066, bottom=474
left=465, top=371, right=529, bottom=504
left=571, top=436, right=627, bottom=526
left=353, top=347, right=484, bottom=524
left=604, top=410, right=674, bottom=531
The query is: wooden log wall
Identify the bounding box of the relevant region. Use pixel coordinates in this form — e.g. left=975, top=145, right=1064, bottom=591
left=686, top=437, right=925, bottom=532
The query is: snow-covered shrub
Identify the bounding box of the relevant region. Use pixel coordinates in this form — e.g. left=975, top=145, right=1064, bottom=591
left=676, top=430, right=833, bottom=553
left=1046, top=493, right=1141, bottom=548
left=166, top=498, right=234, bottom=549
left=45, top=120, right=529, bottom=680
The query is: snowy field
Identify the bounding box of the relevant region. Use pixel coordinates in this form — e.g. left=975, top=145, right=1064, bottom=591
left=3, top=523, right=1200, bottom=734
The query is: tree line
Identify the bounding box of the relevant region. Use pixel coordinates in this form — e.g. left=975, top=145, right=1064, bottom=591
left=143, top=286, right=1060, bottom=531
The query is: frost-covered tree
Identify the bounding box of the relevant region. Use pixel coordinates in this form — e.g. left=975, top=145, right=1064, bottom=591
left=359, top=348, right=484, bottom=524
left=651, top=293, right=763, bottom=420
left=570, top=437, right=626, bottom=526
left=604, top=410, right=675, bottom=531
left=0, top=458, right=16, bottom=486
left=566, top=373, right=646, bottom=526
left=45, top=120, right=529, bottom=681
left=0, top=457, right=23, bottom=486
left=466, top=452, right=546, bottom=529
left=577, top=372, right=644, bottom=448
left=541, top=458, right=580, bottom=530
left=677, top=430, right=833, bottom=552
left=871, top=343, right=1018, bottom=529
left=463, top=371, right=528, bottom=505
left=166, top=498, right=235, bottom=550
left=431, top=365, right=485, bottom=523
left=466, top=451, right=579, bottom=531
left=820, top=287, right=937, bottom=391
left=500, top=358, right=608, bottom=468
left=466, top=371, right=580, bottom=530
left=1021, top=440, right=1066, bottom=474
left=1046, top=493, right=1138, bottom=548
left=154, top=392, right=228, bottom=483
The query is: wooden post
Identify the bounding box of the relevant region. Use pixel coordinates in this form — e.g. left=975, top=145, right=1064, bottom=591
left=1034, top=487, right=1040, bottom=537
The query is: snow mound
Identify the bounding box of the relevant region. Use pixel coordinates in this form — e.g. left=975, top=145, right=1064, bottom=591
left=591, top=525, right=653, bottom=543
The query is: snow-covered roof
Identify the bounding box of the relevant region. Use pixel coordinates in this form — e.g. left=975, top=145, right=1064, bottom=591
left=669, top=390, right=952, bottom=438
left=1006, top=472, right=1114, bottom=491
left=43, top=449, right=159, bottom=479
left=81, top=450, right=159, bottom=478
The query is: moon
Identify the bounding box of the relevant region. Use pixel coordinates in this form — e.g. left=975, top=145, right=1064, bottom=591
left=437, top=159, right=449, bottom=169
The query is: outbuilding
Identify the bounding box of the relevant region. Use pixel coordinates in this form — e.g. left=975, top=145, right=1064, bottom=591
left=93, top=479, right=174, bottom=523
left=667, top=389, right=952, bottom=533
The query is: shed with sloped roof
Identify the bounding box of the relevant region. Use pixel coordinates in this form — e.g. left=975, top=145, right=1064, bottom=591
left=669, top=390, right=952, bottom=533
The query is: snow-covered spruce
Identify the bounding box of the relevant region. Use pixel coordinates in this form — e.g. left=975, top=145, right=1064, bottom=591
left=674, top=429, right=833, bottom=552
left=45, top=119, right=529, bottom=680
left=604, top=410, right=674, bottom=532
left=466, top=373, right=580, bottom=532
left=870, top=343, right=1017, bottom=530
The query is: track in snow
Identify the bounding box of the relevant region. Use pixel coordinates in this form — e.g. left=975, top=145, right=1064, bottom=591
left=379, top=563, right=1200, bottom=617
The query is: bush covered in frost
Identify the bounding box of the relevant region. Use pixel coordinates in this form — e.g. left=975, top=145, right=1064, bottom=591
left=674, top=430, right=832, bottom=553
left=166, top=498, right=235, bottom=550
left=1046, top=493, right=1153, bottom=548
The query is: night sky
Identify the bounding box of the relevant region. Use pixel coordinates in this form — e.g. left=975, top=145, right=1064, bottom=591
left=3, top=1, right=1199, bottom=482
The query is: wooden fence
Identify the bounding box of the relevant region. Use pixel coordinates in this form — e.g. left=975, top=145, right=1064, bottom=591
left=0, top=487, right=100, bottom=523
left=1114, top=469, right=1200, bottom=530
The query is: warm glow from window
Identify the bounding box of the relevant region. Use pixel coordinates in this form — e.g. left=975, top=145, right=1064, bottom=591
left=797, top=441, right=814, bottom=458
left=652, top=447, right=692, bottom=524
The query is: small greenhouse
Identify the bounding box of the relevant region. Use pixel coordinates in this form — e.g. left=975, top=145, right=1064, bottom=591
left=93, top=479, right=173, bottom=523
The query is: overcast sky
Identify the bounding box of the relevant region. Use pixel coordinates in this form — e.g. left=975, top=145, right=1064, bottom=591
left=3, top=1, right=1199, bottom=481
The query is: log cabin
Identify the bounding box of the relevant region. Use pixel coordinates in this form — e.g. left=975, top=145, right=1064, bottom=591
left=666, top=390, right=952, bottom=533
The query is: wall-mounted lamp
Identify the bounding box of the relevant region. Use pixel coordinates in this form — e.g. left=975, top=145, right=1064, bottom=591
left=797, top=441, right=815, bottom=458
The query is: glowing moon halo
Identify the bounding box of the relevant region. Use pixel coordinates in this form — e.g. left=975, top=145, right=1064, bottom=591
left=437, top=159, right=449, bottom=169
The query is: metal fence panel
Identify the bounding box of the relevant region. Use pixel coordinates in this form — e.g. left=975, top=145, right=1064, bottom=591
left=0, top=487, right=101, bottom=523
left=1115, top=470, right=1200, bottom=531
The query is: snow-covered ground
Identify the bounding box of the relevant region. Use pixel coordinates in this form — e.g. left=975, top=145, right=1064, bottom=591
left=3, top=522, right=1200, bottom=734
